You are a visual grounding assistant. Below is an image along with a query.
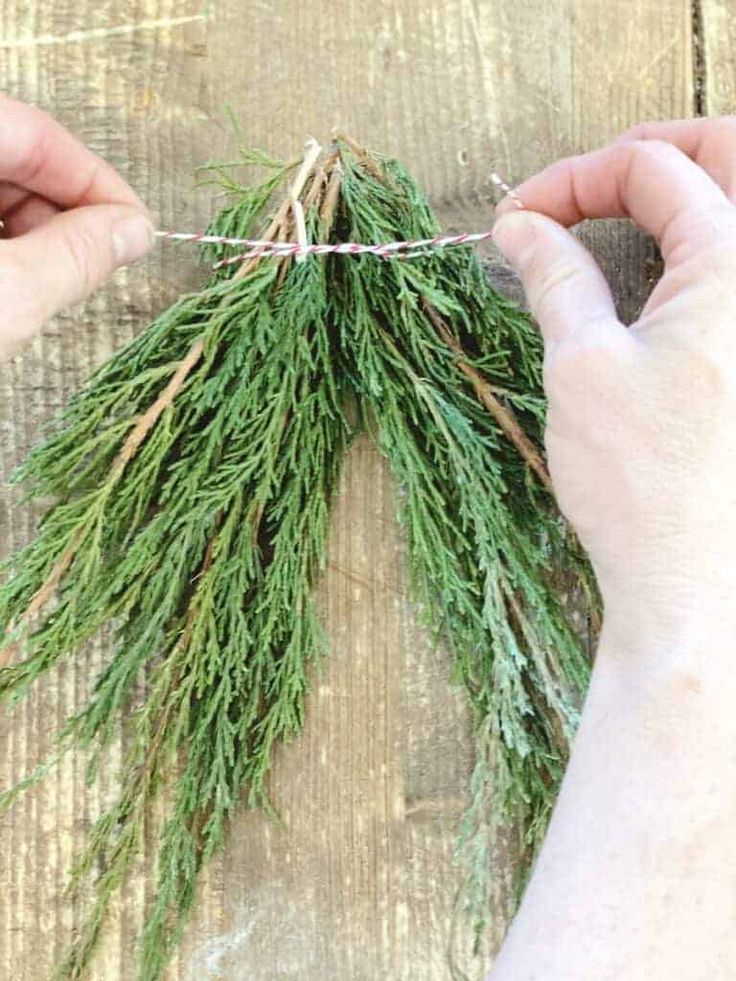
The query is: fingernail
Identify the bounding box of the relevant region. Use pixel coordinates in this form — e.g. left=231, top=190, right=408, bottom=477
left=112, top=214, right=154, bottom=265
left=491, top=210, right=535, bottom=268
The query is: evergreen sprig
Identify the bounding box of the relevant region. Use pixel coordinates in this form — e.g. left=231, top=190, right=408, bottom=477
left=0, top=137, right=597, bottom=980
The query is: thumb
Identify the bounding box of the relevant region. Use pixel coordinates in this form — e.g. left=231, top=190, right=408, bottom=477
left=491, top=209, right=619, bottom=343
left=1, top=204, right=153, bottom=349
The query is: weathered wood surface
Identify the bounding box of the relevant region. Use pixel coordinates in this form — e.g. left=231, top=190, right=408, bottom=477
left=702, top=0, right=736, bottom=115
left=0, top=1, right=704, bottom=978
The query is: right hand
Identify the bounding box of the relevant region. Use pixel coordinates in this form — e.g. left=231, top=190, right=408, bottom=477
left=492, top=118, right=736, bottom=637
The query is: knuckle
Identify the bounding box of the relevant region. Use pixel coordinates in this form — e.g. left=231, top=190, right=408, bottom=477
left=680, top=241, right=736, bottom=317
left=671, top=204, right=736, bottom=261
left=627, top=137, right=680, bottom=166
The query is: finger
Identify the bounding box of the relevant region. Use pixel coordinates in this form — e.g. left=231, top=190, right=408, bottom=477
left=0, top=183, right=37, bottom=217
left=0, top=96, right=147, bottom=212
left=492, top=209, right=621, bottom=344
left=500, top=140, right=732, bottom=263
left=3, top=204, right=153, bottom=332
left=2, top=194, right=59, bottom=237
left=614, top=117, right=736, bottom=200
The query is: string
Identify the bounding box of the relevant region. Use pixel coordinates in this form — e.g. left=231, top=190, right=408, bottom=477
left=154, top=171, right=524, bottom=269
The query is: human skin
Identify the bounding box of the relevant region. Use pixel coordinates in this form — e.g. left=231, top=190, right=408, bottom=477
left=488, top=117, right=736, bottom=980
left=1, top=98, right=735, bottom=980
left=0, top=96, right=153, bottom=359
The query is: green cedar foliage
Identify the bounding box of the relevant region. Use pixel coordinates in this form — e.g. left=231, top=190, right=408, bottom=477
left=0, top=138, right=597, bottom=980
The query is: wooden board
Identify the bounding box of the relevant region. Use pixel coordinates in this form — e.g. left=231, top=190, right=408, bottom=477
left=701, top=0, right=736, bottom=115
left=0, top=1, right=696, bottom=978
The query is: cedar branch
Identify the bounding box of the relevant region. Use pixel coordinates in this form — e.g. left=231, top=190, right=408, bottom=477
left=334, top=132, right=552, bottom=496
left=0, top=526, right=85, bottom=667
left=0, top=339, right=206, bottom=668
left=422, top=300, right=553, bottom=493
left=1, top=144, right=327, bottom=663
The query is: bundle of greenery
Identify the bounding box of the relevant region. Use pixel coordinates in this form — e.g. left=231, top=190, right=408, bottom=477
left=0, top=135, right=596, bottom=980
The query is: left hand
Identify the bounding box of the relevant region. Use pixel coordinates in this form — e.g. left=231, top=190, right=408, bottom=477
left=0, top=96, right=154, bottom=358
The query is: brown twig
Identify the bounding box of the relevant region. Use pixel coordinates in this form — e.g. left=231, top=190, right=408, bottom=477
left=303, top=148, right=339, bottom=214
left=176, top=521, right=220, bottom=654
left=236, top=138, right=324, bottom=285
left=501, top=579, right=569, bottom=757
left=425, top=302, right=552, bottom=491
left=111, top=338, right=204, bottom=476
left=302, top=166, right=326, bottom=214
left=0, top=527, right=85, bottom=666
left=422, top=300, right=553, bottom=493
left=320, top=158, right=343, bottom=232
left=234, top=197, right=291, bottom=282
left=333, top=131, right=386, bottom=183
left=0, top=339, right=207, bottom=668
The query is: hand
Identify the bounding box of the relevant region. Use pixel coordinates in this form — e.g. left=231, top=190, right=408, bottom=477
left=492, top=119, right=736, bottom=637
left=488, top=122, right=736, bottom=981
left=0, top=96, right=153, bottom=358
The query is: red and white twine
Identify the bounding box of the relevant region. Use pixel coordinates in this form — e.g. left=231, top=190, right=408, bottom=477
left=155, top=172, right=524, bottom=269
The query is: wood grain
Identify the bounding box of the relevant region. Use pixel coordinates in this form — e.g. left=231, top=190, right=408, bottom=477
left=0, top=1, right=695, bottom=979
left=701, top=0, right=736, bottom=114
